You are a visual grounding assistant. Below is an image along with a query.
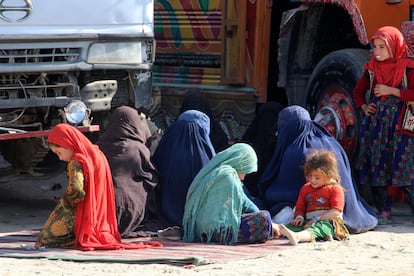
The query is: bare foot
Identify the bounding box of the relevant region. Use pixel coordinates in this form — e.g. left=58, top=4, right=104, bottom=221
left=272, top=223, right=281, bottom=238
left=324, top=234, right=333, bottom=241
left=279, top=224, right=298, bottom=246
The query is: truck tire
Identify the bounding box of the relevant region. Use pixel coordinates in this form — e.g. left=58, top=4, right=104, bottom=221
left=306, top=48, right=370, bottom=160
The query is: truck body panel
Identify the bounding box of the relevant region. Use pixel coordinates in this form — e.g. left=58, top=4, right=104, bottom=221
left=152, top=0, right=414, bottom=160
left=152, top=0, right=272, bottom=132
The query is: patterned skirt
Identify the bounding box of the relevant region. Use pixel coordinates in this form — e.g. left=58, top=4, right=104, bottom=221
left=356, top=96, right=414, bottom=188
left=35, top=201, right=76, bottom=248
left=201, top=210, right=273, bottom=244
left=237, top=210, right=273, bottom=244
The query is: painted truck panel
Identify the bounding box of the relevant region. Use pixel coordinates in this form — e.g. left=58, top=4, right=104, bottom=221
left=153, top=0, right=414, bottom=161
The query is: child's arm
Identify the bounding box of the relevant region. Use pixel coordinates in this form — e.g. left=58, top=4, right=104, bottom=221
left=311, top=208, right=342, bottom=221
left=353, top=71, right=370, bottom=109
left=290, top=186, right=307, bottom=226
left=399, top=69, right=414, bottom=101
left=62, top=160, right=86, bottom=210
left=303, top=208, right=342, bottom=229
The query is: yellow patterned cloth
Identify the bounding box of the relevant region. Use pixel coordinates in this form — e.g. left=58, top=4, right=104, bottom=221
left=35, top=160, right=85, bottom=248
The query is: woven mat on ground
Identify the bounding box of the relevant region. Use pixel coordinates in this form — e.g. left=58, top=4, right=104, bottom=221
left=0, top=230, right=288, bottom=266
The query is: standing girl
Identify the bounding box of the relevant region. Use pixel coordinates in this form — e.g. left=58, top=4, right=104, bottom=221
left=277, top=150, right=349, bottom=245
left=353, top=26, right=414, bottom=224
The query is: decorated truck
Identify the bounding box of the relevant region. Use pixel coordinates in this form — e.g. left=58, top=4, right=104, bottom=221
left=0, top=0, right=155, bottom=184
left=152, top=0, right=414, bottom=160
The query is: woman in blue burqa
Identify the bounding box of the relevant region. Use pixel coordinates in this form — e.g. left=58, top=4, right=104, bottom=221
left=257, top=105, right=378, bottom=233
left=152, top=110, right=216, bottom=228
left=183, top=143, right=274, bottom=245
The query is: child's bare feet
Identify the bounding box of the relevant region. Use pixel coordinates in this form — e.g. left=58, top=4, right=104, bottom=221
left=279, top=224, right=298, bottom=245
left=324, top=234, right=333, bottom=241
left=272, top=223, right=281, bottom=238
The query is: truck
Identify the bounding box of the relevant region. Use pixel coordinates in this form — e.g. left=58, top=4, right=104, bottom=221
left=0, top=0, right=155, bottom=188
left=151, top=0, right=414, bottom=160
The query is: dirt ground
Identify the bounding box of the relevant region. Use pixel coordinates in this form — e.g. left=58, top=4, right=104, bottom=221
left=1, top=182, right=414, bottom=275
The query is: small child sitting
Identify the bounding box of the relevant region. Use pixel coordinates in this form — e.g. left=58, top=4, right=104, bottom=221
left=275, top=150, right=350, bottom=245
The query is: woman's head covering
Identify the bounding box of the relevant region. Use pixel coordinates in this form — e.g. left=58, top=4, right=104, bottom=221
left=98, top=105, right=151, bottom=145
left=364, top=26, right=414, bottom=89
left=257, top=105, right=378, bottom=233
left=180, top=92, right=229, bottom=152
left=48, top=123, right=161, bottom=250
left=152, top=110, right=216, bottom=227
left=241, top=102, right=284, bottom=196
left=183, top=143, right=257, bottom=244
left=96, top=106, right=161, bottom=237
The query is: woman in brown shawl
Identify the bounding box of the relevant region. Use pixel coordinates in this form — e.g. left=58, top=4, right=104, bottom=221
left=97, top=106, right=161, bottom=237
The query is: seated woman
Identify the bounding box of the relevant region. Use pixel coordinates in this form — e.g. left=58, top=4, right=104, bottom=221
left=97, top=106, right=161, bottom=238
left=183, top=143, right=275, bottom=245
left=152, top=110, right=216, bottom=228
left=257, top=105, right=378, bottom=234
left=180, top=91, right=229, bottom=152
left=241, top=101, right=284, bottom=197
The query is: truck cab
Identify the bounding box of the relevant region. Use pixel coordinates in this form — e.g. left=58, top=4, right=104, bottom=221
left=0, top=0, right=155, bottom=183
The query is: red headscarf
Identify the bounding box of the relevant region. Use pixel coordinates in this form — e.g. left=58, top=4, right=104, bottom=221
left=364, top=26, right=414, bottom=89
left=48, top=124, right=162, bottom=251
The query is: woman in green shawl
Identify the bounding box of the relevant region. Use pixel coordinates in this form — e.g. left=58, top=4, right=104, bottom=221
left=182, top=143, right=275, bottom=245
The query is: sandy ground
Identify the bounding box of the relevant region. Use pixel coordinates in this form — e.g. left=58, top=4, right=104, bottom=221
left=0, top=102, right=412, bottom=275
left=1, top=184, right=414, bottom=275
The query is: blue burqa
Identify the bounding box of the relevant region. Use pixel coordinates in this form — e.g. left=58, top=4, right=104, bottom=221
left=257, top=105, right=378, bottom=233
left=152, top=110, right=216, bottom=227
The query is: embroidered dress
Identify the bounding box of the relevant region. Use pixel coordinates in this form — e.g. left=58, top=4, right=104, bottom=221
left=356, top=95, right=414, bottom=188
left=36, top=160, right=85, bottom=248
left=353, top=26, right=414, bottom=214
left=237, top=211, right=272, bottom=243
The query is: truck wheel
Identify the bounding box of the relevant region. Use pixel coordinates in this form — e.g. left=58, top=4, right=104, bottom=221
left=306, top=48, right=370, bottom=160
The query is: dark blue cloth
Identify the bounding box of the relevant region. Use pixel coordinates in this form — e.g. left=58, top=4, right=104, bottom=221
left=241, top=102, right=284, bottom=197
left=152, top=110, right=216, bottom=227
left=180, top=91, right=229, bottom=152
left=257, top=105, right=378, bottom=233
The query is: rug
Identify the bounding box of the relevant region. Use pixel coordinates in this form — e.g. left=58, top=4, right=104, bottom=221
left=0, top=230, right=288, bottom=266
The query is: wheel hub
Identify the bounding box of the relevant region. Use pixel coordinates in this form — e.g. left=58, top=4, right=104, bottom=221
left=314, top=88, right=358, bottom=159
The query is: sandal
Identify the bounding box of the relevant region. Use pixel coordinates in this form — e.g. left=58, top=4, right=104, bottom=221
left=378, top=212, right=392, bottom=225
left=157, top=226, right=183, bottom=240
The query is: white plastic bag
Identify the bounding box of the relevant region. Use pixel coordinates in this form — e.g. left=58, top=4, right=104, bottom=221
left=272, top=206, right=294, bottom=224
